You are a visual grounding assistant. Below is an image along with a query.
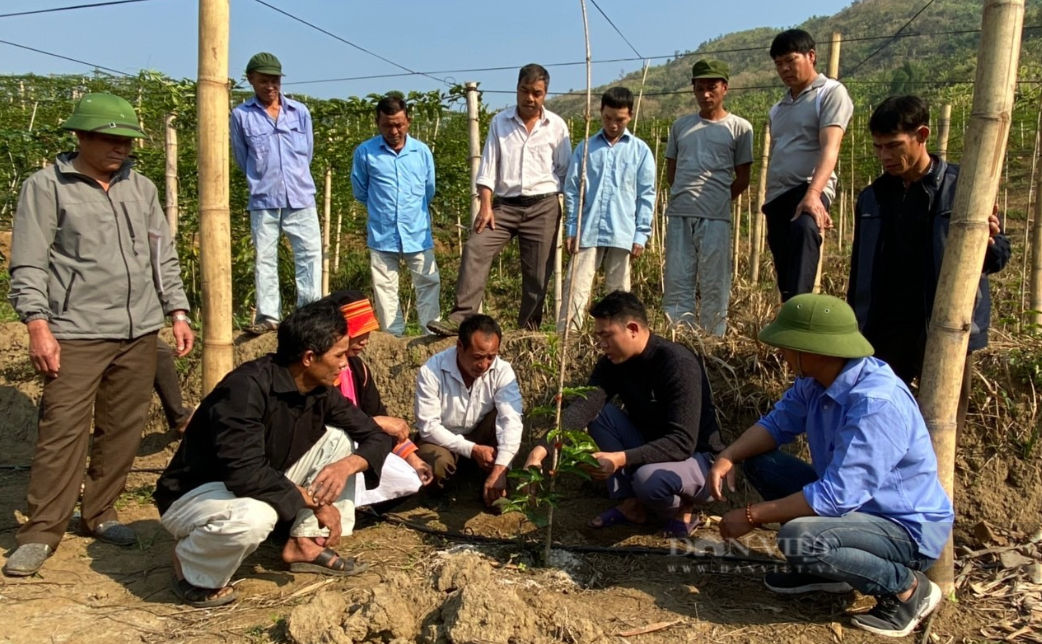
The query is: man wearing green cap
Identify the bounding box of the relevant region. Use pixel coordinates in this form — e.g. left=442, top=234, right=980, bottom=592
left=232, top=52, right=321, bottom=335
left=662, top=59, right=753, bottom=336
left=705, top=294, right=952, bottom=637
left=5, top=93, right=193, bottom=577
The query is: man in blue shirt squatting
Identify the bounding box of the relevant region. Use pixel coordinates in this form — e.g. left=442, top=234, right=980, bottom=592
left=351, top=95, right=440, bottom=337
left=707, top=293, right=954, bottom=638
left=557, top=87, right=655, bottom=334
left=231, top=52, right=323, bottom=335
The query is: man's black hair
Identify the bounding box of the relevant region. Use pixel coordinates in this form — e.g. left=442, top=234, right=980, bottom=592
left=601, top=86, right=634, bottom=113
left=869, top=95, right=930, bottom=136
left=589, top=290, right=648, bottom=327
left=458, top=314, right=502, bottom=349
left=275, top=299, right=347, bottom=363
left=518, top=63, right=550, bottom=88
left=376, top=94, right=409, bottom=120
left=770, top=29, right=816, bottom=59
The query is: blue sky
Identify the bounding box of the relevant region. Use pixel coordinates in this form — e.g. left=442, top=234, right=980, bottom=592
left=1, top=0, right=853, bottom=107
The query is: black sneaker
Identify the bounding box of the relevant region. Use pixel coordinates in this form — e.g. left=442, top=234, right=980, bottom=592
left=850, top=571, right=942, bottom=638
left=426, top=319, right=459, bottom=337
left=764, top=572, right=854, bottom=595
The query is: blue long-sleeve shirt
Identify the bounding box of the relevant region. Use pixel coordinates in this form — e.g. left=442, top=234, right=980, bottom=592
left=351, top=135, right=436, bottom=254
left=758, top=357, right=954, bottom=559
left=231, top=95, right=316, bottom=211
left=564, top=129, right=655, bottom=251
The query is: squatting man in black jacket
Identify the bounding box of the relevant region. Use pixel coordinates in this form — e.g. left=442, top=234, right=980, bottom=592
left=524, top=291, right=724, bottom=538
left=154, top=301, right=394, bottom=608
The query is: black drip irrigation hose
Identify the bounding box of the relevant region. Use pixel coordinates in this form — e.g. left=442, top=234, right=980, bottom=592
left=366, top=509, right=785, bottom=568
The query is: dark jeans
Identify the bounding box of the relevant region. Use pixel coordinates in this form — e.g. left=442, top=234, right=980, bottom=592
left=763, top=184, right=830, bottom=301
left=155, top=338, right=192, bottom=430
left=743, top=449, right=933, bottom=597
left=588, top=404, right=712, bottom=521
left=416, top=411, right=498, bottom=486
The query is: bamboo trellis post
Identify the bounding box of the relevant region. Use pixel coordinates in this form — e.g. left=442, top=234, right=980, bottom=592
left=164, top=113, right=179, bottom=238
left=732, top=193, right=743, bottom=280
left=322, top=167, right=332, bottom=296
left=814, top=31, right=842, bottom=294
left=1021, top=95, right=1042, bottom=330
left=198, top=0, right=233, bottom=394
left=632, top=59, right=651, bottom=136
left=1031, top=142, right=1042, bottom=331
left=936, top=104, right=953, bottom=162
left=837, top=190, right=846, bottom=254
left=746, top=183, right=753, bottom=252
left=465, top=82, right=481, bottom=227
left=650, top=127, right=662, bottom=254
left=920, top=0, right=1024, bottom=595
left=334, top=205, right=346, bottom=273
left=751, top=127, right=770, bottom=283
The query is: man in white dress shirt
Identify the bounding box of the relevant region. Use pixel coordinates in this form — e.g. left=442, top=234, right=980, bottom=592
left=429, top=64, right=571, bottom=333
left=414, top=315, right=524, bottom=508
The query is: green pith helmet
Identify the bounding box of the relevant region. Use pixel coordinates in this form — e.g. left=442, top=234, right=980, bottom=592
left=691, top=59, right=730, bottom=82
left=62, top=93, right=145, bottom=138
left=758, top=294, right=874, bottom=359
left=246, top=52, right=283, bottom=76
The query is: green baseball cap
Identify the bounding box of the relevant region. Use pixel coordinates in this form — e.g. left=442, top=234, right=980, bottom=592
left=758, top=294, right=874, bottom=359
left=246, top=52, right=283, bottom=76
left=62, top=92, right=145, bottom=138
left=691, top=59, right=730, bottom=82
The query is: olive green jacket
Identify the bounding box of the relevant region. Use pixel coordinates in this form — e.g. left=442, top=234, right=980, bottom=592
left=9, top=152, right=189, bottom=340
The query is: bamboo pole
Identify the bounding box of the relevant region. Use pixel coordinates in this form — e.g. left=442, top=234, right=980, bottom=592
left=547, top=0, right=594, bottom=566
left=632, top=59, right=651, bottom=136
left=920, top=0, right=1024, bottom=595
left=751, top=127, right=770, bottom=283
left=813, top=31, right=842, bottom=293
left=732, top=193, right=742, bottom=280
left=649, top=127, right=662, bottom=254
left=465, top=82, right=481, bottom=226
left=334, top=205, right=346, bottom=273
left=936, top=104, right=953, bottom=162
left=837, top=190, right=846, bottom=254
left=197, top=0, right=233, bottom=394
left=322, top=167, right=332, bottom=296
left=1021, top=95, right=1042, bottom=329
left=746, top=182, right=753, bottom=253
left=164, top=113, right=179, bottom=238
left=1031, top=146, right=1042, bottom=331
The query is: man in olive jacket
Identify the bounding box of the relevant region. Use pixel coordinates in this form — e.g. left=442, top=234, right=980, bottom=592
left=4, top=93, right=193, bottom=577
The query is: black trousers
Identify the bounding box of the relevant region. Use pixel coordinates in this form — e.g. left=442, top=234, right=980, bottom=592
left=762, top=184, right=830, bottom=301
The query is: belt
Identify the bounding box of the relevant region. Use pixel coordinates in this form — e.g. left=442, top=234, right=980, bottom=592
left=494, top=193, right=557, bottom=207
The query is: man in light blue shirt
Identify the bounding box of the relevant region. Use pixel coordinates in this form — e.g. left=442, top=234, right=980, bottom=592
left=707, top=294, right=952, bottom=638
left=231, top=52, right=321, bottom=335
left=351, top=96, right=440, bottom=337
left=558, top=87, right=654, bottom=334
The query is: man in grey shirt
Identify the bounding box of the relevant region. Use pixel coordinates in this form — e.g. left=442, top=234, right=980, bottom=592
left=763, top=29, right=853, bottom=301
left=663, top=60, right=753, bottom=336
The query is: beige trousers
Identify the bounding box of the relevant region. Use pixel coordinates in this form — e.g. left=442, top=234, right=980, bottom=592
left=557, top=246, right=632, bottom=334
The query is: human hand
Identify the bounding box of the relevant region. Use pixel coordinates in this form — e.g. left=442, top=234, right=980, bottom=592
left=590, top=451, right=624, bottom=481
left=988, top=204, right=1001, bottom=246
left=471, top=444, right=496, bottom=471
left=565, top=237, right=578, bottom=254
left=171, top=314, right=194, bottom=357
left=27, top=319, right=60, bottom=378
left=631, top=243, right=644, bottom=258
left=483, top=466, right=508, bottom=507
left=407, top=453, right=434, bottom=486
left=309, top=459, right=352, bottom=506
left=474, top=203, right=496, bottom=233
left=793, top=190, right=833, bottom=232
left=707, top=454, right=736, bottom=502
left=313, top=504, right=342, bottom=547
left=719, top=507, right=756, bottom=541
left=375, top=416, right=411, bottom=443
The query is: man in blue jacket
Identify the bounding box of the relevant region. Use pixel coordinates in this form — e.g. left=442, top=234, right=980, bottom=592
left=848, top=95, right=1010, bottom=392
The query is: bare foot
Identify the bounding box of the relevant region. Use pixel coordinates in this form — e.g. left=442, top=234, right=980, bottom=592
left=171, top=551, right=235, bottom=602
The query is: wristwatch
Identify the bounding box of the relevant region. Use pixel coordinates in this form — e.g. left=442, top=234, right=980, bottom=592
left=171, top=312, right=192, bottom=324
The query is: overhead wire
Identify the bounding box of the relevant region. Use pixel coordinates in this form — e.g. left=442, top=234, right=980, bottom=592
left=0, top=38, right=131, bottom=76
left=589, top=0, right=643, bottom=59
left=0, top=0, right=158, bottom=19
left=840, top=0, right=941, bottom=78
left=249, top=0, right=453, bottom=87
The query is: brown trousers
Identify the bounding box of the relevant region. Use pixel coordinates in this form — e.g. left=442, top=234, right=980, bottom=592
left=416, top=411, right=498, bottom=486
left=17, top=332, right=158, bottom=550
left=449, top=196, right=560, bottom=330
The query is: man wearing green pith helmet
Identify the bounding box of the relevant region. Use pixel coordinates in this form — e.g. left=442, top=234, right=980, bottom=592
left=706, top=294, right=953, bottom=638
left=4, top=93, right=193, bottom=577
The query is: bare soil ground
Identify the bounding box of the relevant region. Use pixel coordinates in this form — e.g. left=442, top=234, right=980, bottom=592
left=0, top=321, right=1038, bottom=643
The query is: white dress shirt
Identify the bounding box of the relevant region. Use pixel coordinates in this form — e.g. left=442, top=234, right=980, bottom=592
left=475, top=106, right=572, bottom=198
left=414, top=346, right=524, bottom=468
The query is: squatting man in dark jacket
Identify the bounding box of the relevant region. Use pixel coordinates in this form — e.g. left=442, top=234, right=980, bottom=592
left=154, top=301, right=393, bottom=608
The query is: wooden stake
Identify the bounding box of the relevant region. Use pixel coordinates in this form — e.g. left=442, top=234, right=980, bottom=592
left=197, top=0, right=233, bottom=395
left=920, top=0, right=1024, bottom=595
left=334, top=204, right=346, bottom=273
left=650, top=127, right=662, bottom=254
left=1031, top=146, right=1042, bottom=331
left=1020, top=95, right=1042, bottom=329
left=465, top=82, right=481, bottom=227
left=322, top=166, right=332, bottom=296
left=732, top=193, right=742, bottom=281
left=751, top=127, right=770, bottom=283
left=632, top=59, right=651, bottom=136
left=837, top=190, right=846, bottom=254
left=164, top=113, right=179, bottom=238
left=813, top=31, right=842, bottom=292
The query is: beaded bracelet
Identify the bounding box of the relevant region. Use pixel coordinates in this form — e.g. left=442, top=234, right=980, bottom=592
left=746, top=503, right=761, bottom=528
